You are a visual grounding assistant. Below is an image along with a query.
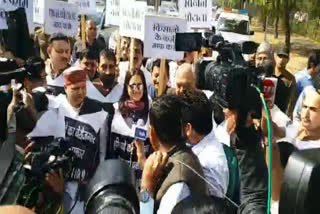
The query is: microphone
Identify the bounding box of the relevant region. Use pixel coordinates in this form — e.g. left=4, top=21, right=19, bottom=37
left=133, top=119, right=148, bottom=141
left=130, top=119, right=148, bottom=167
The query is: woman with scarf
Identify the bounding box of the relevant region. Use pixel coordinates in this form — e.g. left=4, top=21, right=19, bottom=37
left=110, top=69, right=152, bottom=188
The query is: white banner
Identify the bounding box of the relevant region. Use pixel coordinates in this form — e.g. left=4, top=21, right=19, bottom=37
left=0, top=8, right=7, bottom=30
left=1, top=0, right=34, bottom=33
left=119, top=0, right=147, bottom=40
left=69, top=0, right=96, bottom=15
left=105, top=0, right=120, bottom=26
left=178, top=0, right=212, bottom=29
left=144, top=15, right=186, bottom=60
left=33, top=0, right=44, bottom=24
left=44, top=1, right=79, bottom=37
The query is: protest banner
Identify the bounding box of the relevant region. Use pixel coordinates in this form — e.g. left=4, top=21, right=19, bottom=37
left=178, top=0, right=212, bottom=29
left=0, top=8, right=8, bottom=30
left=69, top=0, right=96, bottom=15
left=44, top=1, right=79, bottom=37
left=2, top=0, right=34, bottom=33
left=119, top=0, right=147, bottom=40
left=105, top=0, right=120, bottom=26
left=33, top=0, right=44, bottom=24
left=143, top=15, right=187, bottom=61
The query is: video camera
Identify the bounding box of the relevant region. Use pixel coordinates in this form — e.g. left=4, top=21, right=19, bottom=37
left=176, top=32, right=262, bottom=127
left=17, top=138, right=75, bottom=212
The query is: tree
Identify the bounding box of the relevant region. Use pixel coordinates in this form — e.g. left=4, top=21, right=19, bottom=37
left=274, top=0, right=280, bottom=38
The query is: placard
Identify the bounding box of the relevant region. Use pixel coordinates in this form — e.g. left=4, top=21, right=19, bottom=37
left=0, top=8, right=7, bottom=30
left=69, top=0, right=96, bottom=15
left=178, top=0, right=212, bottom=29
left=2, top=0, right=34, bottom=33
left=33, top=0, right=45, bottom=24
left=119, top=0, right=147, bottom=40
left=105, top=0, right=120, bottom=26
left=144, top=15, right=186, bottom=60
left=44, top=1, right=79, bottom=37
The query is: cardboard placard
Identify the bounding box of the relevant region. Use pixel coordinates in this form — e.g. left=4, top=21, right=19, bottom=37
left=2, top=0, right=34, bottom=33
left=143, top=15, right=187, bottom=60
left=0, top=8, right=8, bottom=30
left=69, top=0, right=96, bottom=15
left=178, top=0, right=212, bottom=29
left=33, top=0, right=45, bottom=24
left=44, top=1, right=79, bottom=37
left=105, top=0, right=120, bottom=26
left=119, top=0, right=147, bottom=40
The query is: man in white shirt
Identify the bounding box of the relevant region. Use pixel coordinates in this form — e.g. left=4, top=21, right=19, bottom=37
left=138, top=94, right=208, bottom=214
left=86, top=49, right=123, bottom=103
left=45, top=33, right=71, bottom=96
left=181, top=89, right=229, bottom=198
left=118, top=39, right=152, bottom=87
left=262, top=88, right=320, bottom=213
left=28, top=67, right=109, bottom=214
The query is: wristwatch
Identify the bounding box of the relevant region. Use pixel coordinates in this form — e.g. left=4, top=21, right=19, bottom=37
left=139, top=189, right=151, bottom=203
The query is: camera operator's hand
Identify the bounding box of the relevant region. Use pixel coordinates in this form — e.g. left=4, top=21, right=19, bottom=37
left=131, top=139, right=146, bottom=169
left=45, top=170, right=64, bottom=197
left=141, top=152, right=168, bottom=197
left=15, top=57, right=25, bottom=67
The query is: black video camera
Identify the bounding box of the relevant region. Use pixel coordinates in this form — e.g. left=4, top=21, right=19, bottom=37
left=176, top=33, right=262, bottom=127
left=17, top=138, right=74, bottom=212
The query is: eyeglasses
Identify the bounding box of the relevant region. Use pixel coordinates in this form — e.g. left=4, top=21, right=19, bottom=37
left=128, top=83, right=143, bottom=91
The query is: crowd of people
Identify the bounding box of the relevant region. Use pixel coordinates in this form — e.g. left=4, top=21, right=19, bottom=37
left=1, top=18, right=320, bottom=214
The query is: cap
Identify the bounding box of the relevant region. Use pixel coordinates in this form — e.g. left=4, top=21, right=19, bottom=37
left=256, top=41, right=273, bottom=54
left=63, top=66, right=87, bottom=86
left=277, top=46, right=289, bottom=58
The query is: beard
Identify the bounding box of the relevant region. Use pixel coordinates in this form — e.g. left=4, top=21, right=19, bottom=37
left=100, top=73, right=115, bottom=88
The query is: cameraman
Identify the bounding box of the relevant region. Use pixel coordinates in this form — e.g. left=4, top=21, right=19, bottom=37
left=7, top=57, right=47, bottom=147
left=215, top=105, right=268, bottom=214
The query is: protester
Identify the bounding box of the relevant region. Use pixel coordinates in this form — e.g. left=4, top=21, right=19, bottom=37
left=120, top=36, right=130, bottom=61
left=181, top=89, right=229, bottom=198
left=27, top=66, right=109, bottom=214
left=293, top=66, right=320, bottom=121
left=295, top=51, right=320, bottom=97
left=262, top=87, right=320, bottom=212
left=33, top=27, right=50, bottom=61
left=174, top=63, right=196, bottom=95
left=139, top=94, right=208, bottom=214
left=79, top=48, right=98, bottom=81
left=87, top=49, right=123, bottom=103
left=72, top=20, right=106, bottom=61
left=110, top=69, right=152, bottom=187
left=274, top=46, right=297, bottom=117
left=46, top=33, right=71, bottom=96
left=118, top=39, right=152, bottom=88
left=148, top=59, right=170, bottom=99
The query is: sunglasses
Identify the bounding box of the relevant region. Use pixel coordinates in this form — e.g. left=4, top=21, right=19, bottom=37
left=128, top=83, right=143, bottom=91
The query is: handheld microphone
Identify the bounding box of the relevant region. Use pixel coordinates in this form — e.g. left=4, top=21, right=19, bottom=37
left=133, top=119, right=148, bottom=141
left=130, top=119, right=148, bottom=167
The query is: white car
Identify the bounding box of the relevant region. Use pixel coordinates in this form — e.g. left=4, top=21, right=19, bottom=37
left=215, top=11, right=254, bottom=44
